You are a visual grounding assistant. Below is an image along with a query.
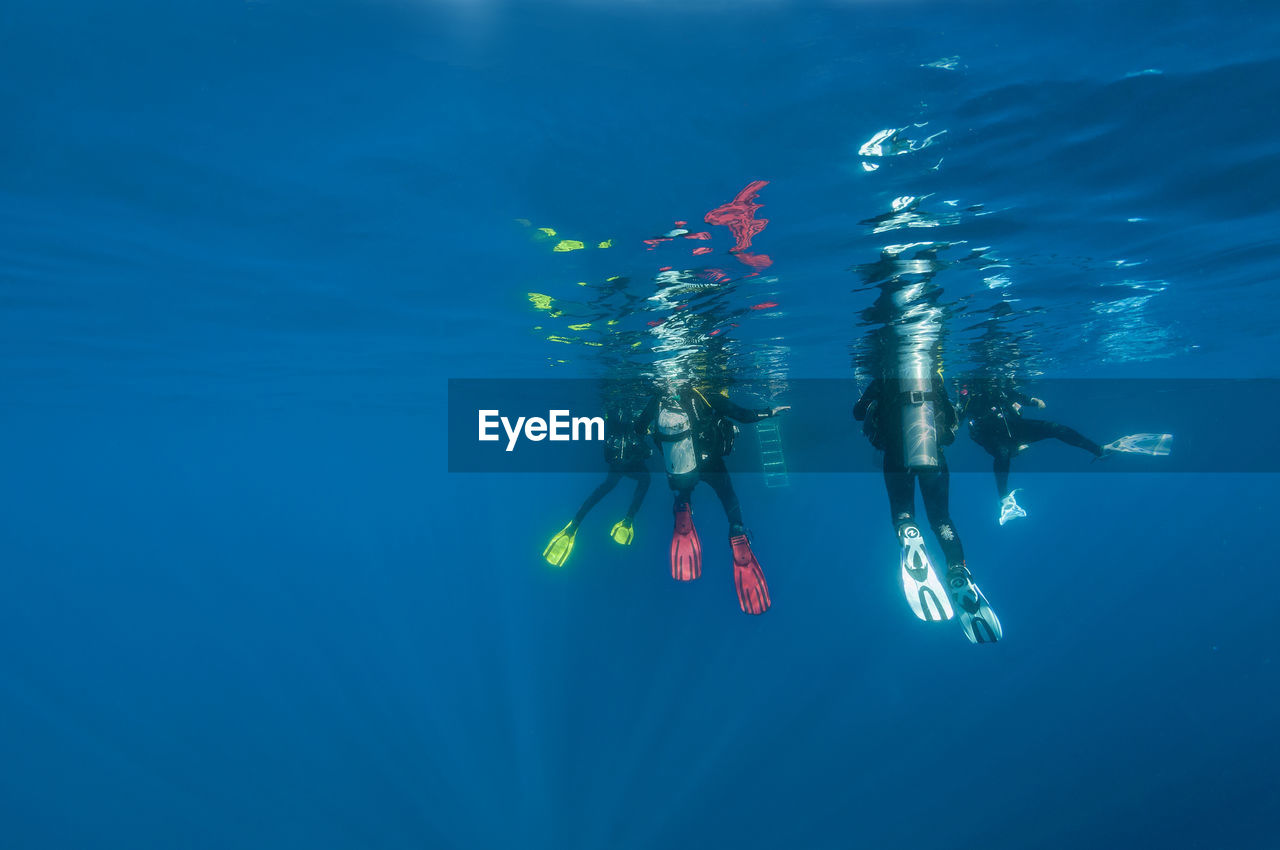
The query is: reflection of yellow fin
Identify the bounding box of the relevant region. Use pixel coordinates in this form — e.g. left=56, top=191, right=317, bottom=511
left=568, top=323, right=591, bottom=331
left=537, top=227, right=557, bottom=238
left=553, top=239, right=585, bottom=252
left=528, top=292, right=554, bottom=311
left=598, top=239, right=613, bottom=249
left=515, top=218, right=532, bottom=227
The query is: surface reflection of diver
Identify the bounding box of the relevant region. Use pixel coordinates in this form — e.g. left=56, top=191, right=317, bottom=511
left=543, top=405, right=653, bottom=568
left=960, top=377, right=1173, bottom=525
left=855, top=373, right=1003, bottom=643
left=635, top=386, right=789, bottom=615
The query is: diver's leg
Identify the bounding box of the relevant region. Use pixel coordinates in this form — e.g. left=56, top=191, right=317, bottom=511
left=669, top=475, right=701, bottom=581
left=672, top=486, right=692, bottom=509
left=574, top=469, right=623, bottom=524
left=545, top=469, right=620, bottom=567
left=1013, top=418, right=1103, bottom=457
left=889, top=451, right=952, bottom=622
left=624, top=467, right=651, bottom=519
left=701, top=458, right=770, bottom=614
left=607, top=465, right=650, bottom=546
left=926, top=456, right=1003, bottom=643
left=882, top=451, right=916, bottom=528
left=701, top=456, right=746, bottom=536
left=919, top=457, right=965, bottom=569
left=993, top=449, right=1012, bottom=499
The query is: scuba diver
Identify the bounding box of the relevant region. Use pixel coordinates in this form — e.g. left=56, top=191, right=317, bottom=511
left=634, top=385, right=789, bottom=615
left=849, top=236, right=1002, bottom=643
left=543, top=404, right=653, bottom=567
left=854, top=368, right=1003, bottom=644
left=959, top=377, right=1173, bottom=525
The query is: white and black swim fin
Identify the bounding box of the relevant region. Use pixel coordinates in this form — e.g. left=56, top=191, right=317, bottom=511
left=898, top=523, right=954, bottom=622
left=947, top=567, right=1003, bottom=644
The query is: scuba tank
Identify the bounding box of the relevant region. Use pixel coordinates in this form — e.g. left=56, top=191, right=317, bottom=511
left=898, top=358, right=940, bottom=470
left=657, top=401, right=698, bottom=475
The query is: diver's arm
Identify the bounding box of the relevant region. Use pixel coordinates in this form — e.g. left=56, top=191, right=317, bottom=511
left=1007, top=383, right=1039, bottom=408
left=934, top=378, right=960, bottom=432
left=632, top=395, right=659, bottom=435
left=706, top=392, right=777, bottom=424
left=853, top=379, right=881, bottom=421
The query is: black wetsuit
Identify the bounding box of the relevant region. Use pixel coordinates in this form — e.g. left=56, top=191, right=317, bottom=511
left=854, top=377, right=965, bottom=569
left=635, top=388, right=774, bottom=537
left=571, top=416, right=651, bottom=525
left=963, top=380, right=1103, bottom=499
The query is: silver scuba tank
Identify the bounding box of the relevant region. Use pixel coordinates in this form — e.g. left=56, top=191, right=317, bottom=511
left=899, top=360, right=939, bottom=470
left=657, top=404, right=698, bottom=475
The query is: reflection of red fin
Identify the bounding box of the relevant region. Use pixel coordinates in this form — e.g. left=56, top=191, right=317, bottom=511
left=735, top=252, right=772, bottom=270
left=673, top=220, right=687, bottom=227
left=751, top=301, right=779, bottom=310
left=684, top=232, right=712, bottom=240
left=692, top=246, right=712, bottom=255
left=658, top=266, right=672, bottom=271
left=705, top=180, right=769, bottom=255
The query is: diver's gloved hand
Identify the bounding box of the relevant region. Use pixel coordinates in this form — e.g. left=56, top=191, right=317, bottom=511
left=1031, top=397, right=1046, bottom=409
left=769, top=405, right=791, bottom=416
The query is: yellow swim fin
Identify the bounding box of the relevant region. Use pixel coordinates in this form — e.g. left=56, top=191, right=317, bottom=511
left=543, top=522, right=578, bottom=567
left=609, top=518, right=634, bottom=546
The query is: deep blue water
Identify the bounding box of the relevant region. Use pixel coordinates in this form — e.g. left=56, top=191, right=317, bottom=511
left=3, top=2, right=1279, bottom=848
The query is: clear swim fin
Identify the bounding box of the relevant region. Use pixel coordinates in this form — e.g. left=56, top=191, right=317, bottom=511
left=999, top=490, right=1027, bottom=526
left=898, top=523, right=954, bottom=621
left=947, top=566, right=1003, bottom=644
left=1103, top=433, right=1173, bottom=456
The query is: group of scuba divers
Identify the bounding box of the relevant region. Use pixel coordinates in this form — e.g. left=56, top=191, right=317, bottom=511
left=542, top=374, right=1170, bottom=644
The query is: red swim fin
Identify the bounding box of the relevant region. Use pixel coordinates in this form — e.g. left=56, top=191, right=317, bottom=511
left=670, top=503, right=702, bottom=581
left=731, top=534, right=771, bottom=615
